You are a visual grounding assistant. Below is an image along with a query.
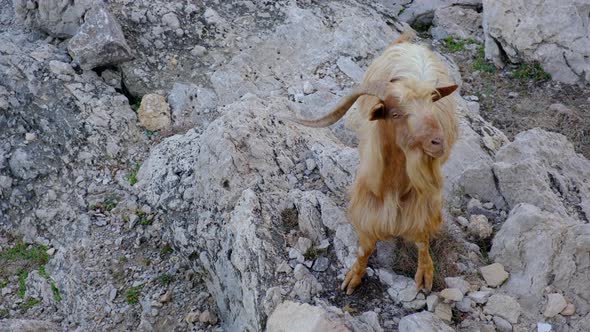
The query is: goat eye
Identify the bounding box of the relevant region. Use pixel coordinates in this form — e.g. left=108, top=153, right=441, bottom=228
left=391, top=113, right=400, bottom=119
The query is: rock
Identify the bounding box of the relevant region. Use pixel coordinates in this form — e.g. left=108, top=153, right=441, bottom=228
left=199, top=310, right=218, bottom=325
left=383, top=273, right=418, bottom=303
left=493, top=129, right=590, bottom=217
left=427, top=294, right=439, bottom=312
left=159, top=291, right=172, bottom=304
left=46, top=248, right=56, bottom=256
left=456, top=297, right=473, bottom=313
left=312, top=256, right=330, bottom=272
left=484, top=294, right=521, bottom=324
left=302, top=81, right=315, bottom=95
left=468, top=290, right=491, bottom=304
left=336, top=57, right=364, bottom=82
left=0, top=319, right=60, bottom=332
left=167, top=82, right=218, bottom=128
left=456, top=216, right=469, bottom=227
left=444, top=277, right=470, bottom=295
left=297, top=237, right=313, bottom=255
left=137, top=94, right=171, bottom=131
left=67, top=6, right=133, bottom=70
left=507, top=92, right=519, bottom=98
left=162, top=12, right=180, bottom=29
left=479, top=263, right=509, bottom=287
left=266, top=301, right=350, bottom=332
left=277, top=261, right=292, bottom=274
left=434, top=303, right=453, bottom=322
left=440, top=288, right=464, bottom=302
left=48, top=61, right=75, bottom=76
left=431, top=6, right=482, bottom=41
left=537, top=322, right=552, bottom=332
left=190, top=45, right=207, bottom=57
left=398, top=311, right=454, bottom=332
left=483, top=202, right=494, bottom=209
left=490, top=203, right=590, bottom=317
left=543, top=293, right=567, bottom=318
left=468, top=215, right=493, bottom=239
left=483, top=0, right=590, bottom=84
left=493, top=316, right=512, bottom=332
left=13, top=0, right=94, bottom=38
left=185, top=311, right=200, bottom=324
left=561, top=303, right=575, bottom=316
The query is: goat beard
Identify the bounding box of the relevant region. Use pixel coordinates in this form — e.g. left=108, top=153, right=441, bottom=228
left=404, top=149, right=443, bottom=196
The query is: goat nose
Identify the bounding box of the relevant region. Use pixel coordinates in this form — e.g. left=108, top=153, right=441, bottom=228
left=431, top=138, right=442, bottom=146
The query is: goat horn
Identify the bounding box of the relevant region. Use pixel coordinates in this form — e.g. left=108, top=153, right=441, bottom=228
left=283, top=80, right=397, bottom=128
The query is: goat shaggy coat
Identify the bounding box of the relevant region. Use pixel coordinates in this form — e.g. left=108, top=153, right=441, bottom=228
left=289, top=32, right=459, bottom=294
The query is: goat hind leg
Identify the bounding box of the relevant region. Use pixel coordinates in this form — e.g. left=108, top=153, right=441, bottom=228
left=341, top=232, right=377, bottom=295
left=414, top=238, right=434, bottom=291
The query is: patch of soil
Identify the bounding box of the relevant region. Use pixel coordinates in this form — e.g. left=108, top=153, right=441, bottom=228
left=442, top=43, right=590, bottom=158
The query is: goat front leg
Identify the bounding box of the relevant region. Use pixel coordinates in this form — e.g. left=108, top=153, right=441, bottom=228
left=341, top=232, right=377, bottom=295
left=414, top=237, right=434, bottom=291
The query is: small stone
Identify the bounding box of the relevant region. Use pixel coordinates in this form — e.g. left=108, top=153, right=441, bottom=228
left=484, top=294, right=521, bottom=324
left=293, top=264, right=309, bottom=281
left=190, top=45, right=207, bottom=57
left=508, top=92, right=519, bottom=98
left=444, top=277, right=470, bottom=295
left=296, top=237, right=312, bottom=254
left=468, top=215, right=493, bottom=239
left=468, top=290, right=491, bottom=304
left=440, top=288, right=464, bottom=302
left=46, top=248, right=56, bottom=256
left=302, top=81, right=315, bottom=95
left=312, top=256, right=329, bottom=272
left=138, top=94, right=171, bottom=131
left=1, top=287, right=11, bottom=296
left=456, top=297, right=473, bottom=313
left=402, top=299, right=427, bottom=310
left=305, top=159, right=316, bottom=172
left=427, top=294, right=439, bottom=312
left=159, top=291, right=172, bottom=303
left=493, top=316, right=512, bottom=332
left=483, top=202, right=494, bottom=209
left=543, top=293, right=567, bottom=318
left=456, top=216, right=469, bottom=227
left=480, top=263, right=509, bottom=287
left=560, top=303, right=575, bottom=316
left=128, top=214, right=139, bottom=229
left=185, top=311, right=200, bottom=324
left=288, top=248, right=304, bottom=263
left=277, top=261, right=292, bottom=274
left=467, top=198, right=482, bottom=213
left=435, top=303, right=453, bottom=322
left=537, top=322, right=552, bottom=332
left=109, top=287, right=117, bottom=302
left=465, top=95, right=479, bottom=101
left=162, top=12, right=180, bottom=29
left=199, top=310, right=217, bottom=325
left=25, top=133, right=36, bottom=142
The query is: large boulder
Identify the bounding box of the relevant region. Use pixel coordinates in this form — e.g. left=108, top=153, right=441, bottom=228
left=491, top=204, right=590, bottom=317
left=398, top=311, right=454, bottom=332
left=13, top=0, right=95, bottom=38
left=483, top=0, right=590, bottom=84
left=431, top=5, right=483, bottom=41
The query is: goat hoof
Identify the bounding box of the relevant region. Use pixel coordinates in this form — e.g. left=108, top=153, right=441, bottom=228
left=341, top=269, right=363, bottom=295
left=414, top=264, right=433, bottom=291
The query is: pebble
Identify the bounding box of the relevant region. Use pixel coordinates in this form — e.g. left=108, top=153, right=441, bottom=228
left=46, top=248, right=56, bottom=256
left=560, top=303, right=575, bottom=316
left=276, top=261, right=292, bottom=274
left=456, top=216, right=469, bottom=227
left=288, top=248, right=304, bottom=263
left=444, top=277, right=470, bottom=295
left=190, top=45, right=207, bottom=57
left=483, top=202, right=494, bottom=209
left=159, top=291, right=172, bottom=303
left=468, top=215, right=493, bottom=239
left=537, top=322, right=553, bottom=332
left=484, top=294, right=521, bottom=324
left=465, top=95, right=479, bottom=101
left=508, top=92, right=519, bottom=98
left=199, top=310, right=218, bottom=325
left=543, top=293, right=567, bottom=318
left=480, top=263, right=509, bottom=287
left=426, top=294, right=439, bottom=312
left=440, top=288, right=464, bottom=302
left=302, top=81, right=315, bottom=95
left=456, top=297, right=473, bottom=313
left=296, top=237, right=312, bottom=254
left=493, top=316, right=512, bottom=332
left=25, top=132, right=36, bottom=142
left=468, top=290, right=491, bottom=304
left=305, top=159, right=316, bottom=172
left=185, top=311, right=200, bottom=324
left=435, top=303, right=453, bottom=322
left=312, top=256, right=330, bottom=272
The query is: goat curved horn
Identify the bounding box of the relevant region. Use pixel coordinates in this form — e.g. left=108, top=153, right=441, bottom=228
left=283, top=80, right=397, bottom=128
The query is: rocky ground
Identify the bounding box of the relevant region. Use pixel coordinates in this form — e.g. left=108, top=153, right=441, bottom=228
left=1, top=0, right=589, bottom=331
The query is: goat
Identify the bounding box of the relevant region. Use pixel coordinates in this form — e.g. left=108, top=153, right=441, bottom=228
left=288, top=32, right=459, bottom=294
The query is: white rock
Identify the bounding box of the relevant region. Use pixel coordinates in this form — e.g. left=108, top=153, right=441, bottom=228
left=46, top=248, right=56, bottom=256
left=543, top=293, right=567, bottom=318
left=427, top=294, right=439, bottom=312
left=468, top=215, right=493, bottom=239
left=440, top=288, right=464, bottom=302
left=190, top=45, right=207, bottom=57
left=399, top=311, right=454, bottom=332
left=137, top=94, right=171, bottom=131
left=302, top=81, right=315, bottom=95
left=493, top=316, right=512, bottom=332
left=267, top=301, right=350, bottom=331
left=456, top=297, right=473, bottom=313
left=456, top=216, right=469, bottom=227
left=537, top=322, right=552, bottom=332
left=434, top=303, right=453, bottom=322
left=468, top=290, right=491, bottom=304
left=431, top=6, right=482, bottom=41
left=479, top=263, right=509, bottom=287
left=561, top=303, right=575, bottom=316
left=484, top=294, right=521, bottom=324
left=444, top=277, right=470, bottom=295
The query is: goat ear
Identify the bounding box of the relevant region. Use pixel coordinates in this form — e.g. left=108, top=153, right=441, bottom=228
left=432, top=84, right=458, bottom=102
left=368, top=103, right=387, bottom=121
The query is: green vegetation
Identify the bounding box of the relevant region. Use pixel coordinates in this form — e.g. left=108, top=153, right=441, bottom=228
left=90, top=196, right=118, bottom=212
left=0, top=279, right=8, bottom=288
left=38, top=266, right=50, bottom=279
left=0, top=308, right=8, bottom=318
left=126, top=164, right=140, bottom=186
left=303, top=247, right=327, bottom=261
left=131, top=100, right=141, bottom=112
left=51, top=282, right=62, bottom=301
left=158, top=273, right=173, bottom=286
left=17, top=270, right=28, bottom=298
left=0, top=243, right=49, bottom=266
left=511, top=62, right=551, bottom=81
left=442, top=37, right=477, bottom=53
left=126, top=286, right=142, bottom=304
left=472, top=46, right=496, bottom=73
left=21, top=298, right=41, bottom=311
left=138, top=212, right=152, bottom=226
left=160, top=244, right=174, bottom=257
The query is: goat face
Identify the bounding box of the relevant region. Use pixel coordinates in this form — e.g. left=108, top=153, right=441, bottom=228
left=369, top=80, right=457, bottom=159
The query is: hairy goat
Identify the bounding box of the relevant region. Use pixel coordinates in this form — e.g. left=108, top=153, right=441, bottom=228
left=289, top=32, right=459, bottom=293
